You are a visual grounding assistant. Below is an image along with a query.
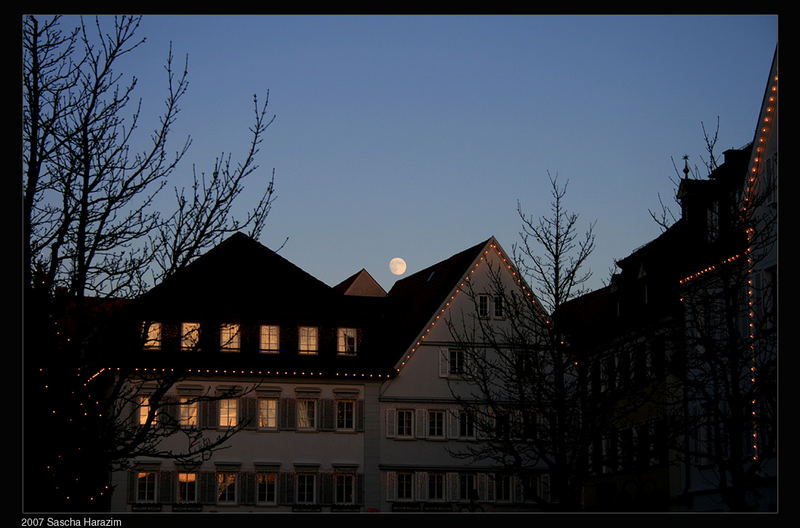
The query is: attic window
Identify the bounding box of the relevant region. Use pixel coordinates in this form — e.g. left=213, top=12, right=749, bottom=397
left=299, top=326, right=318, bottom=355
left=181, top=322, right=200, bottom=351
left=142, top=322, right=161, bottom=350
left=220, top=323, right=241, bottom=352
left=337, top=328, right=357, bottom=355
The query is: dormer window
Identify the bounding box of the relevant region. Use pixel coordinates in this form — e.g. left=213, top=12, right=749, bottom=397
left=260, top=325, right=280, bottom=354
left=142, top=322, right=161, bottom=350
left=220, top=323, right=240, bottom=352
left=181, top=322, right=200, bottom=351
left=337, top=328, right=357, bottom=355
left=299, top=326, right=318, bottom=355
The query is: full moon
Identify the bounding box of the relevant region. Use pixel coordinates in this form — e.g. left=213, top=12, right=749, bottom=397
left=389, top=257, right=407, bottom=275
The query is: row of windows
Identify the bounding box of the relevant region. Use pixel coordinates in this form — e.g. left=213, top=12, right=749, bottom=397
left=137, top=395, right=360, bottom=432
left=133, top=470, right=360, bottom=507
left=587, top=420, right=669, bottom=475
left=385, top=408, right=476, bottom=440
left=385, top=470, right=550, bottom=504
left=142, top=322, right=358, bottom=356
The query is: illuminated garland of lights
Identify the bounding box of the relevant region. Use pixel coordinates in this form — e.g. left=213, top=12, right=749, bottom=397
left=678, top=71, right=777, bottom=463
left=396, top=239, right=549, bottom=373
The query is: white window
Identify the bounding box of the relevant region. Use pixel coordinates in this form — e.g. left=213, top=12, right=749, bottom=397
left=337, top=327, right=357, bottom=355
left=297, top=399, right=317, bottom=430
left=219, top=398, right=238, bottom=428
left=428, top=410, right=445, bottom=438
left=220, top=323, right=240, bottom=352
left=177, top=472, right=197, bottom=503
left=136, top=471, right=157, bottom=503
left=299, top=327, right=318, bottom=354
left=397, top=410, right=413, bottom=437
left=258, top=398, right=278, bottom=429
left=449, top=349, right=465, bottom=376
left=256, top=472, right=277, bottom=505
left=297, top=473, right=316, bottom=504
left=181, top=322, right=200, bottom=351
left=179, top=397, right=198, bottom=428
left=494, top=295, right=504, bottom=318
left=397, top=472, right=414, bottom=501
left=335, top=473, right=355, bottom=504
left=142, top=322, right=161, bottom=350
left=260, top=325, right=279, bottom=354
left=478, top=295, right=489, bottom=317
left=217, top=472, right=238, bottom=504
left=337, top=400, right=355, bottom=431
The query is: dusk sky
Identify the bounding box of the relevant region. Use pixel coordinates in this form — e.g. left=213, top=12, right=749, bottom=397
left=79, top=15, right=777, bottom=294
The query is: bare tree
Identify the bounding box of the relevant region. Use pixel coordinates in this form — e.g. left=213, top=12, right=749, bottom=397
left=23, top=15, right=278, bottom=511
left=445, top=173, right=596, bottom=510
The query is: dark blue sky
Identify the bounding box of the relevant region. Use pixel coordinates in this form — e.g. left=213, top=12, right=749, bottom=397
left=82, top=14, right=777, bottom=293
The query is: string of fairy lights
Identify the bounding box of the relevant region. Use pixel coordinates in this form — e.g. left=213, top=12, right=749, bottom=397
left=395, top=238, right=549, bottom=373
left=678, top=69, right=777, bottom=464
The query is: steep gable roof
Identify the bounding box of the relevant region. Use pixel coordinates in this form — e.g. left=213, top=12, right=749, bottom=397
left=334, top=269, right=388, bottom=297
left=136, top=232, right=336, bottom=319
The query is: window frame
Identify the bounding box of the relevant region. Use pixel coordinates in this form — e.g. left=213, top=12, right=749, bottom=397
left=296, top=473, right=316, bottom=504
left=218, top=397, right=238, bottom=429
left=459, top=410, right=475, bottom=439
left=396, top=472, right=414, bottom=501
left=337, top=327, right=358, bottom=355
left=258, top=397, right=278, bottom=430
left=259, top=324, right=280, bottom=354
left=478, top=294, right=490, bottom=318
left=142, top=321, right=161, bottom=350
left=428, top=472, right=445, bottom=501
left=256, top=471, right=278, bottom=505
left=334, top=472, right=356, bottom=505
left=298, top=326, right=319, bottom=355
left=216, top=471, right=238, bottom=504
left=336, top=400, right=355, bottom=431
left=179, top=397, right=198, bottom=428
left=297, top=398, right=317, bottom=431
left=220, top=323, right=241, bottom=352
left=136, top=471, right=157, bottom=503
left=397, top=409, right=413, bottom=438
left=181, top=322, right=200, bottom=351
left=177, top=471, right=198, bottom=504
left=138, top=396, right=155, bottom=426
left=428, top=409, right=445, bottom=438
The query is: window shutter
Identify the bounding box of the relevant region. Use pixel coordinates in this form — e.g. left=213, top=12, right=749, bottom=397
left=356, top=399, right=365, bottom=432
left=320, top=399, right=335, bottom=431
left=477, top=473, right=488, bottom=502
left=356, top=473, right=365, bottom=505
left=385, top=408, right=396, bottom=438
left=241, top=472, right=256, bottom=505
left=416, top=471, right=428, bottom=501
left=320, top=472, right=334, bottom=505
left=201, top=472, right=217, bottom=504
left=385, top=471, right=396, bottom=501
left=279, top=472, right=295, bottom=505
left=159, top=471, right=174, bottom=504
left=448, top=409, right=459, bottom=439
left=415, top=409, right=427, bottom=439
left=439, top=347, right=449, bottom=377
left=201, top=400, right=218, bottom=429
left=279, top=398, right=296, bottom=430
left=241, top=397, right=257, bottom=430
left=127, top=471, right=136, bottom=503
left=447, top=472, right=459, bottom=501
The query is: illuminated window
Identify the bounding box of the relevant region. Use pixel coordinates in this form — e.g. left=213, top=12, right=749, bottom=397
left=258, top=398, right=278, bottom=429
left=337, top=328, right=357, bottom=355
left=428, top=410, right=445, bottom=438
left=220, top=323, right=240, bottom=352
left=336, top=400, right=355, bottom=430
left=299, top=327, right=318, bottom=354
left=138, top=396, right=155, bottom=425
left=179, top=397, right=198, bottom=428
left=297, top=399, right=316, bottom=430
left=142, top=322, right=161, bottom=350
left=136, top=471, right=157, bottom=503
left=177, top=472, right=197, bottom=503
left=217, top=472, right=238, bottom=504
left=219, top=398, right=238, bottom=428
left=428, top=473, right=445, bottom=501
left=297, top=473, right=316, bottom=504
left=256, top=472, right=277, bottom=504
left=260, top=325, right=279, bottom=354
left=181, top=322, right=200, bottom=351
left=335, top=473, right=355, bottom=504
left=397, top=410, right=413, bottom=437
